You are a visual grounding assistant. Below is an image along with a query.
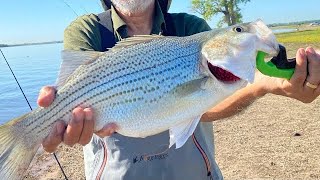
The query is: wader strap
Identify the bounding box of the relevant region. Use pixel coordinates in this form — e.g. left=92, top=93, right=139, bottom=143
left=163, top=13, right=176, bottom=36
left=97, top=10, right=116, bottom=51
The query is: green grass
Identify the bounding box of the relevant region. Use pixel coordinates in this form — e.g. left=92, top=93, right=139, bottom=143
left=276, top=28, right=320, bottom=43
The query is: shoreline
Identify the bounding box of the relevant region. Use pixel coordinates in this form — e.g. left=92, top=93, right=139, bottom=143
left=0, top=41, right=63, bottom=48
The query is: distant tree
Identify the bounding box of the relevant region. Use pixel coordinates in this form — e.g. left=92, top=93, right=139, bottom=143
left=191, top=0, right=250, bottom=27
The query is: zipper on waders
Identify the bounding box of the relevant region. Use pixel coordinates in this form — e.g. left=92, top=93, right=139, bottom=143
left=192, top=133, right=213, bottom=180
left=96, top=140, right=108, bottom=180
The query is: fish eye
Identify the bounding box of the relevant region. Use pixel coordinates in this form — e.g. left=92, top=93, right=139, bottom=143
left=233, top=26, right=244, bottom=33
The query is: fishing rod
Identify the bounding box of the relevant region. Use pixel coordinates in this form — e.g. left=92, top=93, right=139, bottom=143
left=0, top=49, right=69, bottom=180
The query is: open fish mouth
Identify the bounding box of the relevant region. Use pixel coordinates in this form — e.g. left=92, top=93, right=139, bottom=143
left=208, top=62, right=241, bottom=83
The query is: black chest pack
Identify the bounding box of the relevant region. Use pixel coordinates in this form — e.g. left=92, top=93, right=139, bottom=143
left=97, top=10, right=176, bottom=51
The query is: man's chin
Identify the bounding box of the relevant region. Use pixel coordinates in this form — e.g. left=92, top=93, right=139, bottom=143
left=111, top=0, right=154, bottom=14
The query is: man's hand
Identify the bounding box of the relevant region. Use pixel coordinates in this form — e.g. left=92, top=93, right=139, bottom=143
left=38, top=86, right=117, bottom=153
left=254, top=47, right=320, bottom=103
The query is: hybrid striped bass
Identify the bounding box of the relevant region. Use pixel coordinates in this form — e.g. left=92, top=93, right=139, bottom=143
left=0, top=19, right=279, bottom=179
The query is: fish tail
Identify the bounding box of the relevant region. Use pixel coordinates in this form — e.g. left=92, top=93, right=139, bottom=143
left=0, top=113, right=40, bottom=180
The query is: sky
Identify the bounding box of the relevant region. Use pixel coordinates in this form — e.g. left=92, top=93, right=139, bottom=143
left=0, top=0, right=319, bottom=44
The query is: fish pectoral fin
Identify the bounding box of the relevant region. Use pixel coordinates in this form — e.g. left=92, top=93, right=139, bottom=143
left=57, top=50, right=103, bottom=87
left=169, top=116, right=201, bottom=149
left=172, top=77, right=207, bottom=98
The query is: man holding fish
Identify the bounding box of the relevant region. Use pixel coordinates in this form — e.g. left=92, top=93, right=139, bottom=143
left=39, top=0, right=320, bottom=179
left=34, top=0, right=320, bottom=179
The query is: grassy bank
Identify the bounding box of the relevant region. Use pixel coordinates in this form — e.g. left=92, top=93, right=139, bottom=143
left=275, top=27, right=320, bottom=57
left=276, top=27, right=320, bottom=43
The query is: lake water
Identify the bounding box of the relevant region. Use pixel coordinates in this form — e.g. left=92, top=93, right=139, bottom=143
left=272, top=28, right=297, bottom=34
left=0, top=43, right=63, bottom=124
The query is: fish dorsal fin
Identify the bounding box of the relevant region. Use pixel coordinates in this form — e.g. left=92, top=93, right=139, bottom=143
left=56, top=50, right=103, bottom=87
left=109, top=34, right=164, bottom=51
left=169, top=116, right=201, bottom=149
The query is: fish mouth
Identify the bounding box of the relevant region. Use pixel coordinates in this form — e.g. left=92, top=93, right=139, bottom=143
left=208, top=62, right=241, bottom=83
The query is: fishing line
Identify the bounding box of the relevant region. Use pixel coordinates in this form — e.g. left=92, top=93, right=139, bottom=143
left=0, top=49, right=32, bottom=110
left=60, top=0, right=79, bottom=17
left=95, top=0, right=104, bottom=11
left=0, top=49, right=69, bottom=180
left=81, top=5, right=89, bottom=14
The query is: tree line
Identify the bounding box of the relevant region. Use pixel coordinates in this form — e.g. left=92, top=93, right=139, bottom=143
left=0, top=44, right=9, bottom=47
left=0, top=41, right=63, bottom=48
left=191, top=0, right=250, bottom=27
left=191, top=0, right=319, bottom=28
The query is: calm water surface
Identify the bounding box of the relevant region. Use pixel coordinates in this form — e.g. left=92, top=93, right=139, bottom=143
left=272, top=28, right=297, bottom=34
left=0, top=43, right=63, bottom=124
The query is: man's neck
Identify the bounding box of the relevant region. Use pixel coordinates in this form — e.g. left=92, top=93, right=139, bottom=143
left=116, top=1, right=155, bottom=37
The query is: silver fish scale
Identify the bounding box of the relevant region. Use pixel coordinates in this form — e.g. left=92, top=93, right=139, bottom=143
left=96, top=50, right=201, bottom=136
left=21, top=36, right=203, bottom=141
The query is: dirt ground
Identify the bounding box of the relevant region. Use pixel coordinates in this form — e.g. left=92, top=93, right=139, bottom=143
left=214, top=95, right=320, bottom=180
left=24, top=43, right=320, bottom=179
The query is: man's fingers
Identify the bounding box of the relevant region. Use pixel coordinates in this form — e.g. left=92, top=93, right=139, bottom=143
left=95, top=123, right=118, bottom=138
left=306, top=47, right=320, bottom=86
left=42, top=121, right=66, bottom=153
left=290, top=48, right=307, bottom=86
left=37, top=86, right=56, bottom=107
left=78, top=108, right=94, bottom=146
left=63, top=107, right=85, bottom=146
